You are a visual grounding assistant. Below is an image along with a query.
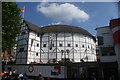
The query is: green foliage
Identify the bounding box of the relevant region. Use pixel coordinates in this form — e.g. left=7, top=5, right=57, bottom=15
left=2, top=2, right=21, bottom=52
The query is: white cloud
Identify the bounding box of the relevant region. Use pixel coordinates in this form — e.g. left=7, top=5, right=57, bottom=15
left=51, top=22, right=62, bottom=25
left=37, top=3, right=89, bottom=23
left=47, top=22, right=62, bottom=26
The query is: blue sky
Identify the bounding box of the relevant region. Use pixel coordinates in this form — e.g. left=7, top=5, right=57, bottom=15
left=17, top=2, right=118, bottom=35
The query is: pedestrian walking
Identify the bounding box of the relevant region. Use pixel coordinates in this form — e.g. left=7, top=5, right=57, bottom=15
left=18, top=72, right=24, bottom=80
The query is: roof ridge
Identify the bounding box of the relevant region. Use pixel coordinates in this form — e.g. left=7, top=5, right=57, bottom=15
left=23, top=20, right=96, bottom=41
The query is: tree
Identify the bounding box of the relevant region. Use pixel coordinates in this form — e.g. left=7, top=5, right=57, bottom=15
left=2, top=2, right=21, bottom=52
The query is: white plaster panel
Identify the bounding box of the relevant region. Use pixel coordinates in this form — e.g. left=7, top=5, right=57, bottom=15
left=17, top=29, right=96, bottom=64
left=36, top=37, right=40, bottom=41
left=57, top=33, right=64, bottom=40
left=74, top=33, right=80, bottom=41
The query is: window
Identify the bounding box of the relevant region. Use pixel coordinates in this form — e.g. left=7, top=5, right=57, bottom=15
left=101, top=51, right=107, bottom=56
left=50, top=47, right=52, bottom=50
left=91, top=46, right=93, bottom=49
left=36, top=53, right=38, bottom=56
left=102, top=53, right=107, bottom=56
left=109, top=50, right=116, bottom=56
left=53, top=59, right=56, bottom=63
left=82, top=45, right=84, bottom=48
left=43, top=44, right=46, bottom=47
left=52, top=44, right=54, bottom=47
left=67, top=44, right=71, bottom=47
left=37, top=34, right=39, bottom=37
left=21, top=32, right=25, bottom=35
left=97, top=36, right=104, bottom=45
left=19, top=48, right=24, bottom=52
left=76, top=44, right=78, bottom=47
left=37, top=44, right=39, bottom=47
left=59, top=43, right=62, bottom=47
left=109, top=52, right=116, bottom=56
left=88, top=46, right=90, bottom=48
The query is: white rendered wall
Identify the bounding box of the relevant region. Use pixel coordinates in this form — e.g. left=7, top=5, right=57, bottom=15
left=96, top=27, right=114, bottom=47
left=40, top=33, right=96, bottom=63
left=16, top=24, right=96, bottom=64
left=96, top=26, right=116, bottom=62
left=27, top=31, right=40, bottom=64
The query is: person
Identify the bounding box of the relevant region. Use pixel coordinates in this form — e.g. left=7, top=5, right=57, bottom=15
left=9, top=71, right=12, bottom=77
left=12, top=70, right=18, bottom=80
left=23, top=73, right=28, bottom=80
left=1, top=71, right=5, bottom=76
left=36, top=73, right=44, bottom=80
left=91, top=72, right=96, bottom=80
left=1, top=71, right=5, bottom=80
left=18, top=72, right=24, bottom=80
left=5, top=71, right=9, bottom=78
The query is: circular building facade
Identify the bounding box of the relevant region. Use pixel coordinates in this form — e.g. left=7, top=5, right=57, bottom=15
left=38, top=25, right=96, bottom=63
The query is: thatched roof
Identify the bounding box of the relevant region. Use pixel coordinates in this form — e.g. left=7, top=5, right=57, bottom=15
left=24, top=20, right=96, bottom=41
left=24, top=20, right=40, bottom=33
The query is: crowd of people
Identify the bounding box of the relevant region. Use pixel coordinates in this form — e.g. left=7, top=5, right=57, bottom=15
left=1, top=71, right=28, bottom=80
left=2, top=71, right=115, bottom=80
left=1, top=71, right=47, bottom=80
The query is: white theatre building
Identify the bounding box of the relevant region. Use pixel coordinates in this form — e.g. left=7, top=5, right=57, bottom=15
left=16, top=20, right=97, bottom=64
